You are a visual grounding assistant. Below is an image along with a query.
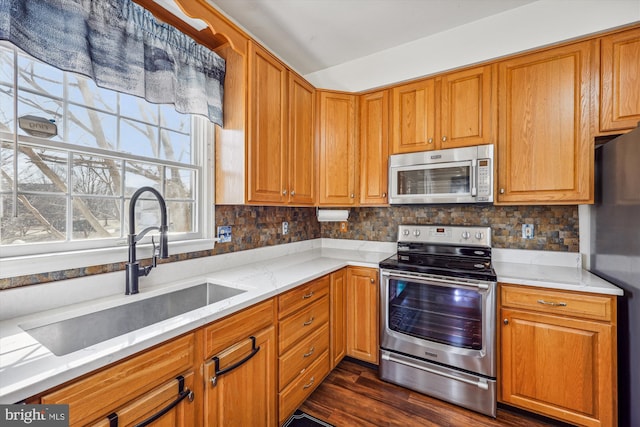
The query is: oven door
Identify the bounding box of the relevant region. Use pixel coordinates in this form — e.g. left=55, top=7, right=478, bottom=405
left=380, top=269, right=496, bottom=377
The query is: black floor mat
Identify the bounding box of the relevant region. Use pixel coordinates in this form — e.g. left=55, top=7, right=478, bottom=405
left=282, top=410, right=334, bottom=427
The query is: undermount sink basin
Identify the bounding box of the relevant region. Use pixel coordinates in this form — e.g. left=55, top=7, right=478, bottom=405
left=21, top=283, right=246, bottom=356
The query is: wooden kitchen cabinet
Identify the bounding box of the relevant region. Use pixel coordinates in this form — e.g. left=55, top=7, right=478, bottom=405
left=390, top=65, right=495, bottom=154
left=203, top=298, right=277, bottom=427
left=346, top=266, right=379, bottom=364
left=359, top=90, right=389, bottom=205
left=277, top=274, right=331, bottom=424
left=499, top=284, right=617, bottom=427
left=41, top=334, right=198, bottom=427
left=599, top=26, right=640, bottom=132
left=330, top=268, right=347, bottom=368
left=497, top=41, right=595, bottom=204
left=317, top=90, right=358, bottom=206
left=247, top=41, right=288, bottom=204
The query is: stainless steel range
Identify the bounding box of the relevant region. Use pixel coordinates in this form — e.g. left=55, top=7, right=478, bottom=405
left=379, top=225, right=497, bottom=417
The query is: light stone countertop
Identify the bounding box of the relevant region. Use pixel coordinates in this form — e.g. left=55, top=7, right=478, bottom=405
left=0, top=239, right=622, bottom=403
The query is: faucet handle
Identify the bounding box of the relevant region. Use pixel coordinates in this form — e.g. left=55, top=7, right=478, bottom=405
left=151, top=236, right=159, bottom=268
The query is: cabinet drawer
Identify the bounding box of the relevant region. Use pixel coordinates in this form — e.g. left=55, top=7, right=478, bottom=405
left=41, top=333, right=195, bottom=426
left=278, top=350, right=330, bottom=425
left=204, top=298, right=275, bottom=357
left=279, top=323, right=329, bottom=390
left=279, top=296, right=329, bottom=354
left=278, top=275, right=329, bottom=319
left=500, top=284, right=614, bottom=322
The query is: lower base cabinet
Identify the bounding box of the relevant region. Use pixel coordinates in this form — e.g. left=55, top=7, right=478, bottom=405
left=346, top=266, right=379, bottom=364
left=499, top=284, right=617, bottom=427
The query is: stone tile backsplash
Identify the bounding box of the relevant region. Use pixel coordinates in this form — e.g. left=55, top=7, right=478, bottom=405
left=0, top=204, right=578, bottom=290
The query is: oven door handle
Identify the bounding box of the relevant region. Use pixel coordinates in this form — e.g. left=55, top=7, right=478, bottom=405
left=381, top=352, right=490, bottom=390
left=381, top=270, right=490, bottom=290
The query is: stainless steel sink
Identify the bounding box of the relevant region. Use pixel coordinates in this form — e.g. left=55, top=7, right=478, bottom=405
left=21, top=283, right=246, bottom=356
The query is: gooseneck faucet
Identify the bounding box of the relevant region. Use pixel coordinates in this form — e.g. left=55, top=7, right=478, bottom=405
left=126, top=186, right=169, bottom=295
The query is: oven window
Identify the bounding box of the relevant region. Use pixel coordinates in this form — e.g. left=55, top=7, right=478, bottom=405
left=397, top=166, right=470, bottom=195
left=388, top=278, right=482, bottom=350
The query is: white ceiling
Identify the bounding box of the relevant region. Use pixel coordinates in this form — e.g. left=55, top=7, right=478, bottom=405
left=205, top=0, right=539, bottom=75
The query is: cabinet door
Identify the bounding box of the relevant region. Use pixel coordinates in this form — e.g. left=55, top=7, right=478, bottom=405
left=440, top=65, right=496, bottom=149
left=92, top=373, right=196, bottom=427
left=204, top=326, right=277, bottom=427
left=288, top=73, right=316, bottom=205
left=359, top=90, right=389, bottom=205
left=391, top=78, right=436, bottom=154
left=600, top=27, right=640, bottom=132
left=318, top=91, right=357, bottom=205
left=501, top=308, right=615, bottom=426
left=346, top=267, right=379, bottom=364
left=247, top=42, right=288, bottom=204
left=497, top=41, right=595, bottom=204
left=330, top=268, right=347, bottom=368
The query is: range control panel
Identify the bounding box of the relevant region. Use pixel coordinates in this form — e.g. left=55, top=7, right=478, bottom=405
left=397, top=225, right=492, bottom=247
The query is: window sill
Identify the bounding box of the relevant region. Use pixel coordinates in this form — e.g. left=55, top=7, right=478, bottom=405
left=0, top=239, right=216, bottom=280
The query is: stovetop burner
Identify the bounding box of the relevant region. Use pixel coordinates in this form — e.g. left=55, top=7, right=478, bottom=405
left=380, top=225, right=497, bottom=282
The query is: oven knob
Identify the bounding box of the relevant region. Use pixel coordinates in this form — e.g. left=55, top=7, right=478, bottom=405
left=413, top=230, right=421, bottom=237
left=403, top=229, right=410, bottom=236
left=461, top=231, right=470, bottom=240
left=475, top=231, right=484, bottom=240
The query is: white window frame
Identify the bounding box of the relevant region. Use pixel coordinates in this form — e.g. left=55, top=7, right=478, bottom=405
left=0, top=44, right=216, bottom=278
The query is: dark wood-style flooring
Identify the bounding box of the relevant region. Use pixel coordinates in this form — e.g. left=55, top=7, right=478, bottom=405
left=299, top=359, right=567, bottom=427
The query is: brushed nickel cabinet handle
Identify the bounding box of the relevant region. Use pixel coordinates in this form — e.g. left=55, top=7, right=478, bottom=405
left=302, top=291, right=314, bottom=299
left=537, top=299, right=567, bottom=307
left=303, top=376, right=315, bottom=389
left=504, top=318, right=509, bottom=325
left=499, top=188, right=505, bottom=194
left=303, top=347, right=315, bottom=358
left=303, top=317, right=315, bottom=326
left=370, top=278, right=375, bottom=284
left=382, top=192, right=387, bottom=198
left=282, top=189, right=288, bottom=195
left=291, top=190, right=295, bottom=196
left=441, top=136, right=447, bottom=142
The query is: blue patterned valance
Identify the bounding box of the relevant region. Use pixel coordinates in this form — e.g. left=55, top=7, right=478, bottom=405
left=0, top=0, right=225, bottom=125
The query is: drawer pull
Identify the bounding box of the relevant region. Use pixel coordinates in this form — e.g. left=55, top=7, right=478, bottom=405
left=130, top=375, right=194, bottom=427
left=537, top=299, right=567, bottom=307
left=210, top=336, right=260, bottom=387
left=302, top=291, right=314, bottom=299
left=303, top=317, right=315, bottom=326
left=303, top=376, right=315, bottom=390
left=303, top=346, right=315, bottom=358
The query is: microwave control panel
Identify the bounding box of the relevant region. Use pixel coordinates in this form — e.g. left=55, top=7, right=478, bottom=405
left=477, top=159, right=492, bottom=200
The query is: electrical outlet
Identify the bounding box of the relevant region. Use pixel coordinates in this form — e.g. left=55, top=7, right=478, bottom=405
left=522, top=224, right=534, bottom=239
left=340, top=222, right=348, bottom=232
left=282, top=221, right=289, bottom=235
left=217, top=225, right=231, bottom=243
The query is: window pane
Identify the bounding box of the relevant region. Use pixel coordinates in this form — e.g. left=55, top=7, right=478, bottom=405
left=71, top=197, right=121, bottom=240
left=67, top=73, right=117, bottom=113
left=125, top=162, right=161, bottom=196
left=160, top=129, right=190, bottom=162
left=72, top=154, right=120, bottom=196
left=126, top=198, right=165, bottom=234
left=166, top=168, right=193, bottom=199
left=17, top=145, right=68, bottom=193
left=17, top=53, right=63, bottom=98
left=67, top=104, right=117, bottom=149
left=1, top=142, right=14, bottom=191
left=120, top=118, right=158, bottom=157
left=160, top=105, right=190, bottom=132
left=0, top=85, right=14, bottom=132
left=120, top=92, right=158, bottom=124
left=167, top=201, right=194, bottom=233
left=2, top=194, right=67, bottom=244
left=17, top=93, right=63, bottom=141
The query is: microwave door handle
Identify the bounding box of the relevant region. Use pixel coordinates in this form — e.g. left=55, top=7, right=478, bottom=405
left=470, top=159, right=477, bottom=196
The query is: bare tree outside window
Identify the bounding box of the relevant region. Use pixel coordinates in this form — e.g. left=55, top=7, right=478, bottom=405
left=0, top=42, right=203, bottom=253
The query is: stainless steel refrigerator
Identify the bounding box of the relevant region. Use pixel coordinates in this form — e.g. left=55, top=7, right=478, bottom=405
left=589, top=124, right=640, bottom=427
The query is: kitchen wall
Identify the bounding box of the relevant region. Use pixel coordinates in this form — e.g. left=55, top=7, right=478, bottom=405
left=0, top=204, right=578, bottom=290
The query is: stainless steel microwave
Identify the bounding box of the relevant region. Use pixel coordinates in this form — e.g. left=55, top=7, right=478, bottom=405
left=388, top=145, right=494, bottom=204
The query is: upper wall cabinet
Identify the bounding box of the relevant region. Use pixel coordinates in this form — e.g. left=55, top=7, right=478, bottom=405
left=599, top=27, right=640, bottom=133
left=390, top=65, right=495, bottom=154
left=497, top=41, right=595, bottom=204
left=247, top=42, right=288, bottom=204
left=359, top=90, right=389, bottom=206
left=318, top=91, right=357, bottom=206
